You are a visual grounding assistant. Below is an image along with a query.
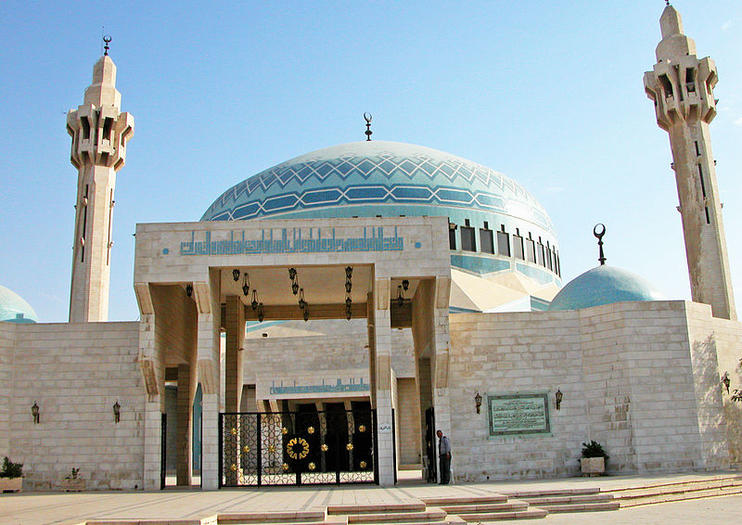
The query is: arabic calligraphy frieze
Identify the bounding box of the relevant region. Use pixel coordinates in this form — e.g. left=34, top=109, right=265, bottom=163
left=269, top=377, right=369, bottom=395
left=176, top=226, right=404, bottom=256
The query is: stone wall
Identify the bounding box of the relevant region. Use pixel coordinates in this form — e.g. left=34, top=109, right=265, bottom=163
left=396, top=377, right=421, bottom=465
left=7, top=321, right=144, bottom=490
left=0, top=322, right=16, bottom=458
left=447, top=301, right=733, bottom=482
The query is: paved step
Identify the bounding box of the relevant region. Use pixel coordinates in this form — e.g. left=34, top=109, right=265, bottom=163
left=218, top=510, right=330, bottom=524
left=502, top=487, right=601, bottom=498
left=327, top=503, right=426, bottom=515
left=421, top=494, right=508, bottom=506
left=438, top=501, right=529, bottom=514
left=615, top=484, right=742, bottom=508
left=538, top=501, right=620, bottom=513
left=346, top=509, right=447, bottom=523
left=455, top=508, right=548, bottom=521
left=521, top=493, right=615, bottom=505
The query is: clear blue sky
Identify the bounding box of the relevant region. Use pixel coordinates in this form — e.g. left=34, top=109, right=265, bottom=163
left=1, top=1, right=741, bottom=322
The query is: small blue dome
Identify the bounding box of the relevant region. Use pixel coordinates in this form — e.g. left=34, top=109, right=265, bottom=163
left=0, top=285, right=38, bottom=323
left=548, top=266, right=664, bottom=311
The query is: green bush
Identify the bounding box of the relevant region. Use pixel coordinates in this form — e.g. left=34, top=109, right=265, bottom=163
left=0, top=457, right=23, bottom=478
left=581, top=440, right=609, bottom=460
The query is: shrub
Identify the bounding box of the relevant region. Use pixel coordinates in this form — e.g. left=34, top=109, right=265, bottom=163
left=581, top=440, right=609, bottom=460
left=0, top=457, right=23, bottom=478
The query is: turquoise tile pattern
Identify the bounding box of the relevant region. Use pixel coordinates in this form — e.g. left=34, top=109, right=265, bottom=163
left=201, top=141, right=554, bottom=235
left=548, top=265, right=664, bottom=311
left=0, top=284, right=38, bottom=323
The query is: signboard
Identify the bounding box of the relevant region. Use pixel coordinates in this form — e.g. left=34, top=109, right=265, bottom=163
left=488, top=392, right=551, bottom=436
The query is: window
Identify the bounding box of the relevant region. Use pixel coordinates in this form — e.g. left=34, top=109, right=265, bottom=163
left=449, top=226, right=457, bottom=250
left=545, top=241, right=553, bottom=271
left=554, top=250, right=561, bottom=276
left=526, top=234, right=536, bottom=263
left=513, top=229, right=525, bottom=260
left=536, top=238, right=545, bottom=267
left=461, top=220, right=476, bottom=252
left=496, top=226, right=510, bottom=257
left=479, top=226, right=494, bottom=254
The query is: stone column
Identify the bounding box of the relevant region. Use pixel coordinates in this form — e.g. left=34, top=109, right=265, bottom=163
left=370, top=278, right=395, bottom=485
left=176, top=364, right=193, bottom=486
left=224, top=295, right=244, bottom=486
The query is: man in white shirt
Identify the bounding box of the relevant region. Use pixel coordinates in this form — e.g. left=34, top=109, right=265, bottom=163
left=436, top=429, right=451, bottom=484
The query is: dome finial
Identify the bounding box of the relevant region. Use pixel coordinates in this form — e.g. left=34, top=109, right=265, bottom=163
left=363, top=113, right=373, bottom=141
left=103, top=35, right=112, bottom=56
left=593, top=223, right=606, bottom=266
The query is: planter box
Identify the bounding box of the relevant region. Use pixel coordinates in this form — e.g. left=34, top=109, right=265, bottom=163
left=580, top=457, right=605, bottom=476
left=0, top=477, right=22, bottom=493
left=60, top=478, right=85, bottom=492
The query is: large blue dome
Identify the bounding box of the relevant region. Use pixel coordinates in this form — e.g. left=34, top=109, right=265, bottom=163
left=202, top=141, right=563, bottom=304
left=0, top=285, right=38, bottom=323
left=202, top=141, right=553, bottom=233
left=548, top=266, right=664, bottom=311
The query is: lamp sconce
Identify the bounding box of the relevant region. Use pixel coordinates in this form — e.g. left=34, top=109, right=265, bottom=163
left=721, top=372, right=731, bottom=394
left=232, top=268, right=240, bottom=281
left=555, top=389, right=563, bottom=410
left=474, top=391, right=482, bottom=414
left=113, top=400, right=121, bottom=423
left=185, top=284, right=193, bottom=297
left=31, top=401, right=40, bottom=424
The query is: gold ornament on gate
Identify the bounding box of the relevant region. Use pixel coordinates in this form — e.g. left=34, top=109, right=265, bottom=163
left=231, top=427, right=237, bottom=435
left=230, top=463, right=237, bottom=471
left=287, top=437, right=310, bottom=460
left=282, top=463, right=289, bottom=471
left=268, top=444, right=276, bottom=454
left=321, top=443, right=328, bottom=452
left=281, top=427, right=288, bottom=435
left=346, top=443, right=354, bottom=451
left=358, top=425, right=366, bottom=433
left=360, top=460, right=367, bottom=469
left=308, top=462, right=316, bottom=471
left=243, top=445, right=250, bottom=454
left=307, top=426, right=315, bottom=434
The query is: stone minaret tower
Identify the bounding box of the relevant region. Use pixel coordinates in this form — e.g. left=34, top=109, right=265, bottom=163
left=67, top=43, right=134, bottom=322
left=644, top=5, right=736, bottom=320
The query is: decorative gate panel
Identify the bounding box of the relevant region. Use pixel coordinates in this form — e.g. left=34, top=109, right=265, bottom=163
left=219, top=409, right=377, bottom=487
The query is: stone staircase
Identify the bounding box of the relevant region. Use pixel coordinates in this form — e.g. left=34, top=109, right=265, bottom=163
left=605, top=474, right=742, bottom=507
left=420, top=494, right=547, bottom=521
left=502, top=488, right=618, bottom=515
left=326, top=502, right=463, bottom=525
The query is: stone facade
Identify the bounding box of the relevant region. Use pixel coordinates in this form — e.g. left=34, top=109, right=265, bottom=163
left=0, top=321, right=143, bottom=490
left=446, top=300, right=737, bottom=482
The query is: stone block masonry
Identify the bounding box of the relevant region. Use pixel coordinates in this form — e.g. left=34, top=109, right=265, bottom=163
left=3, top=321, right=144, bottom=490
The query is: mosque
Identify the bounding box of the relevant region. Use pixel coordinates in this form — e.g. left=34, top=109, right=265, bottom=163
left=1, top=5, right=740, bottom=491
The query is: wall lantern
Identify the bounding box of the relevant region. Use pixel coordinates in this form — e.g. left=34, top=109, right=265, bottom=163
left=113, top=400, right=121, bottom=423
left=396, top=285, right=405, bottom=307
left=232, top=269, right=240, bottom=281
left=31, top=401, right=40, bottom=424
left=303, top=309, right=309, bottom=322
left=345, top=266, right=353, bottom=279
left=555, top=389, right=563, bottom=410
left=402, top=279, right=409, bottom=292
left=251, top=290, right=259, bottom=310
left=257, top=303, right=265, bottom=323
left=474, top=392, right=482, bottom=414
left=242, top=274, right=250, bottom=296
left=289, top=268, right=299, bottom=295
left=185, top=284, right=193, bottom=297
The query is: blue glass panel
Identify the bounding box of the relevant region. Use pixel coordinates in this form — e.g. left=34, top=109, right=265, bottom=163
left=232, top=202, right=260, bottom=219
left=263, top=194, right=298, bottom=211
left=301, top=188, right=342, bottom=204
left=450, top=254, right=511, bottom=274
left=391, top=186, right=432, bottom=199
left=436, top=188, right=472, bottom=203
left=475, top=194, right=505, bottom=209
left=345, top=186, right=388, bottom=200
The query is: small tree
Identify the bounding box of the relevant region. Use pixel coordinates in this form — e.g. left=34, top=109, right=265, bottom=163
left=0, top=457, right=23, bottom=478
left=581, top=441, right=609, bottom=461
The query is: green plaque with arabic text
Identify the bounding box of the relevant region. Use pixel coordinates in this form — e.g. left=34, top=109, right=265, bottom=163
left=488, top=392, right=551, bottom=436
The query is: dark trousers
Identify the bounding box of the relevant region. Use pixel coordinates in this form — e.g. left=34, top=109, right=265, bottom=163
left=439, top=454, right=451, bottom=484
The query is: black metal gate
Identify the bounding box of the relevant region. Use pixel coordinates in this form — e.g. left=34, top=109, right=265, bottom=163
left=219, top=408, right=377, bottom=487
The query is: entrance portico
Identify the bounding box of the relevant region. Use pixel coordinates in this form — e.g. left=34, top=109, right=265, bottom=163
left=134, top=217, right=451, bottom=489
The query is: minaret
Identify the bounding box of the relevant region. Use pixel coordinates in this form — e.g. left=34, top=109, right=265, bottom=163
left=644, top=5, right=736, bottom=320
left=66, top=39, right=134, bottom=322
